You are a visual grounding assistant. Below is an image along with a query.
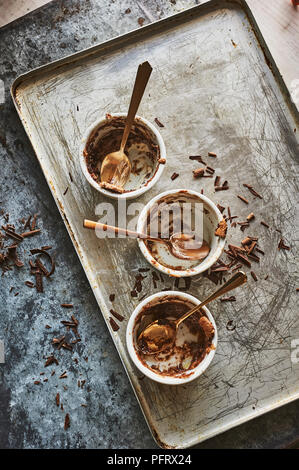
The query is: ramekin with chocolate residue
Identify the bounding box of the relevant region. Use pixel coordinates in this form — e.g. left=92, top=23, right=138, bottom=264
left=80, top=113, right=166, bottom=199
left=137, top=189, right=226, bottom=277
left=126, top=291, right=217, bottom=385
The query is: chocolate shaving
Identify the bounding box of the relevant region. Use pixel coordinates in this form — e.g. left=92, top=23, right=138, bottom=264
left=214, top=176, right=221, bottom=187
left=221, top=296, right=236, bottom=302
left=64, top=413, right=70, bottom=430
left=260, top=221, right=269, bottom=229
left=215, top=181, right=229, bottom=191
left=35, top=271, right=43, bottom=293
left=109, top=317, right=119, bottom=331
left=236, top=253, right=251, bottom=267
left=189, top=155, right=206, bottom=165
left=4, top=229, right=23, bottom=241
left=171, top=172, right=179, bottom=181
left=56, top=393, right=60, bottom=407
left=251, top=271, right=258, bottom=281
left=109, top=294, right=115, bottom=302
left=278, top=238, right=290, bottom=251
left=30, top=249, right=55, bottom=276
left=21, top=229, right=41, bottom=238
left=208, top=152, right=217, bottom=157
left=154, top=118, right=164, bottom=128
left=110, top=309, right=124, bottom=322
left=243, top=183, right=262, bottom=199
left=44, top=355, right=59, bottom=367
left=25, top=280, right=35, bottom=288
left=217, top=204, right=225, bottom=214
left=31, top=214, right=38, bottom=231
left=23, top=215, right=32, bottom=230
left=61, top=303, right=73, bottom=308
left=237, top=195, right=249, bottom=204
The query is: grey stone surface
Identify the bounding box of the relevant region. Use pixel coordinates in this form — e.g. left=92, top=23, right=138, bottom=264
left=0, top=0, right=298, bottom=449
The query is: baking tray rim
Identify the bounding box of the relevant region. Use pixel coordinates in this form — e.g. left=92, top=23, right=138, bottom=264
left=9, top=0, right=299, bottom=449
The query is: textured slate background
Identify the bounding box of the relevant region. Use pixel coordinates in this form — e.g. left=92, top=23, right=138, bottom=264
left=0, top=0, right=298, bottom=449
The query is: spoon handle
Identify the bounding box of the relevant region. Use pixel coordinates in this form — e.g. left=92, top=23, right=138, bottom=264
left=120, top=61, right=153, bottom=152
left=176, top=271, right=247, bottom=327
left=83, top=219, right=162, bottom=243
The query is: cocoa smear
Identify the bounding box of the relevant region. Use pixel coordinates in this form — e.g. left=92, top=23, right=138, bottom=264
left=134, top=296, right=215, bottom=377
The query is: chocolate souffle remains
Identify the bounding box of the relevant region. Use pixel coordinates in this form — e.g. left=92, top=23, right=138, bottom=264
left=134, top=295, right=215, bottom=378
left=83, top=115, right=161, bottom=193
left=142, top=192, right=211, bottom=271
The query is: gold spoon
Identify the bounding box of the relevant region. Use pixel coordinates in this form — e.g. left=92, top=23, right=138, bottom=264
left=100, top=61, right=153, bottom=188
left=83, top=219, right=210, bottom=261
left=137, top=271, right=247, bottom=355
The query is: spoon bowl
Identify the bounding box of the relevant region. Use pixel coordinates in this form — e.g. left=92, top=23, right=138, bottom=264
left=100, top=150, right=131, bottom=187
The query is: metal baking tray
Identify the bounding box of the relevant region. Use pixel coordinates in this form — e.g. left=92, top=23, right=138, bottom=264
left=11, top=0, right=299, bottom=449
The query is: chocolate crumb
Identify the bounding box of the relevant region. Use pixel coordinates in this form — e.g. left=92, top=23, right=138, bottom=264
left=138, top=17, right=145, bottom=26
left=109, top=294, right=115, bottom=302
left=247, top=212, right=255, bottom=221
left=251, top=271, right=258, bottom=281
left=109, top=317, right=119, bottom=331
left=260, top=221, right=269, bottom=229
left=56, top=393, right=60, bottom=407
left=64, top=413, right=70, bottom=430
left=193, top=168, right=205, bottom=178
left=215, top=219, right=227, bottom=238
left=208, top=152, right=217, bottom=157
left=220, top=296, right=236, bottom=302
left=171, top=172, right=179, bottom=181
left=217, top=204, right=225, bottom=214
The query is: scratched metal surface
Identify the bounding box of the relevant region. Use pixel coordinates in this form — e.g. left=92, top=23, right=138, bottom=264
left=11, top=0, right=299, bottom=449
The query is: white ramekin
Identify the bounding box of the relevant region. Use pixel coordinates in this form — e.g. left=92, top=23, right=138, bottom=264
left=126, top=290, right=217, bottom=385
left=79, top=113, right=166, bottom=200
left=137, top=189, right=226, bottom=277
